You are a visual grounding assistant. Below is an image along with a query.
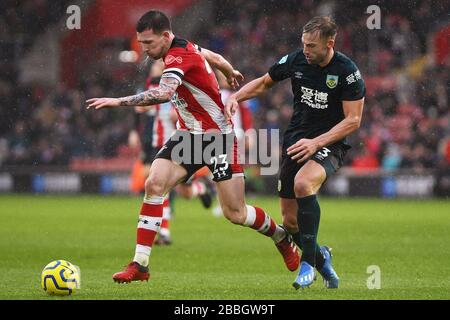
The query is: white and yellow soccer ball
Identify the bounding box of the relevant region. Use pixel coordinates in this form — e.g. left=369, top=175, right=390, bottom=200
left=41, top=260, right=80, bottom=296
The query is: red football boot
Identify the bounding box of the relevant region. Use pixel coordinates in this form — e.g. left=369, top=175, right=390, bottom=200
left=275, top=232, right=301, bottom=272
left=113, top=262, right=150, bottom=283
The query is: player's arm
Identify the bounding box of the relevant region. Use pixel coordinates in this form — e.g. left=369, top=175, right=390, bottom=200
left=86, top=77, right=179, bottom=109
left=288, top=98, right=364, bottom=163
left=200, top=48, right=243, bottom=90
left=224, top=73, right=276, bottom=121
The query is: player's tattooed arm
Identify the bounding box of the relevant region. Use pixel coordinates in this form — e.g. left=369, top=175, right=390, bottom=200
left=86, top=76, right=179, bottom=110
left=118, top=77, right=179, bottom=106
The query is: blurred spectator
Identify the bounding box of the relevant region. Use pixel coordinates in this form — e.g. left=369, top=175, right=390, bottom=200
left=351, top=148, right=380, bottom=171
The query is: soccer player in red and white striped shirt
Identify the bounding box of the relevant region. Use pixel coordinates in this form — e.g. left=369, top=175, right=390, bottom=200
left=131, top=60, right=214, bottom=245
left=87, top=10, right=299, bottom=284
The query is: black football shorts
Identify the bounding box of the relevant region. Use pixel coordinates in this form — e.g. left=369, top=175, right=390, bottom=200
left=154, top=130, right=244, bottom=183
left=278, top=142, right=349, bottom=199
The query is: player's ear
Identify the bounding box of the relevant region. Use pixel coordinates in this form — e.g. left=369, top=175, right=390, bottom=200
left=326, top=37, right=335, bottom=49
left=162, top=30, right=171, bottom=40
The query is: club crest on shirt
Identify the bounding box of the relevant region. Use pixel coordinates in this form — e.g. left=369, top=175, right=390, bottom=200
left=165, top=55, right=183, bottom=65
left=326, top=74, right=339, bottom=89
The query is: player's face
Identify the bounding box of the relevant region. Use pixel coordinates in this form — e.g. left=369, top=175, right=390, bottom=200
left=301, top=31, right=332, bottom=65
left=150, top=59, right=165, bottom=78
left=137, top=29, right=170, bottom=60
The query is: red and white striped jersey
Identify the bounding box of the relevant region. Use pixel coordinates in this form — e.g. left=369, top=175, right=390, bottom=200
left=145, top=81, right=176, bottom=148
left=162, top=38, right=232, bottom=134
left=152, top=101, right=176, bottom=148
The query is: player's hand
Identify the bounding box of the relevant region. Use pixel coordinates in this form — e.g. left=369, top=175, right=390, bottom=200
left=226, top=70, right=244, bottom=90
left=287, top=138, right=319, bottom=163
left=224, top=95, right=239, bottom=122
left=86, top=97, right=121, bottom=109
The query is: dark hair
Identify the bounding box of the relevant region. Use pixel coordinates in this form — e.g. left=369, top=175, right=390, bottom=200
left=136, top=10, right=172, bottom=33
left=302, top=16, right=337, bottom=39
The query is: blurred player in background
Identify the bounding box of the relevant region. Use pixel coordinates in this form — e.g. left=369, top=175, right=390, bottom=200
left=87, top=10, right=300, bottom=284
left=129, top=58, right=213, bottom=245
left=226, top=16, right=365, bottom=289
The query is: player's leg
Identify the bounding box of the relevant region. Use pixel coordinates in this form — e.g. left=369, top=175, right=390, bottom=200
left=280, top=197, right=325, bottom=269
left=215, top=176, right=300, bottom=271
left=154, top=194, right=172, bottom=245
left=291, top=160, right=326, bottom=288
left=143, top=147, right=174, bottom=245
left=134, top=158, right=187, bottom=263
left=113, top=158, right=187, bottom=283
left=191, top=167, right=214, bottom=208
left=175, top=176, right=213, bottom=209
left=278, top=152, right=318, bottom=276
left=295, top=154, right=345, bottom=289
left=280, top=197, right=298, bottom=234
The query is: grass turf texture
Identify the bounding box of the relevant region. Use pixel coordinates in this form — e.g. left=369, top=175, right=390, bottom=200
left=0, top=195, right=449, bottom=300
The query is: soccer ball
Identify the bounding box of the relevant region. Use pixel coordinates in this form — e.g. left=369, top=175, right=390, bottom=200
left=41, top=260, right=80, bottom=296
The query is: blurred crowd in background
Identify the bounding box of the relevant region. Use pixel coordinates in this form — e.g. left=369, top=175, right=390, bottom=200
left=1, top=0, right=449, bottom=171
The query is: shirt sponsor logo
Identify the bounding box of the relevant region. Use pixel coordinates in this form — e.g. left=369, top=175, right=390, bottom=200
left=165, top=55, right=183, bottom=65
left=301, top=86, right=328, bottom=109
left=170, top=92, right=188, bottom=110
left=345, top=70, right=362, bottom=85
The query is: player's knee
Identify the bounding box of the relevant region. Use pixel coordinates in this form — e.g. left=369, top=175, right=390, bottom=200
left=293, top=178, right=314, bottom=198
left=222, top=205, right=246, bottom=225
left=144, top=177, right=166, bottom=196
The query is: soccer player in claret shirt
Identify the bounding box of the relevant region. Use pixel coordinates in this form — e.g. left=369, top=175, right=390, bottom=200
left=87, top=10, right=299, bottom=283
left=226, top=16, right=365, bottom=289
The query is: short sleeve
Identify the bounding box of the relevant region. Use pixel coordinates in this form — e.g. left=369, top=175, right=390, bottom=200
left=268, top=54, right=292, bottom=82
left=341, top=63, right=365, bottom=101
left=162, top=49, right=194, bottom=85
left=194, top=44, right=202, bottom=52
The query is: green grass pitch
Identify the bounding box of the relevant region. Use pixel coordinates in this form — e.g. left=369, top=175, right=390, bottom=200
left=0, top=194, right=449, bottom=300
